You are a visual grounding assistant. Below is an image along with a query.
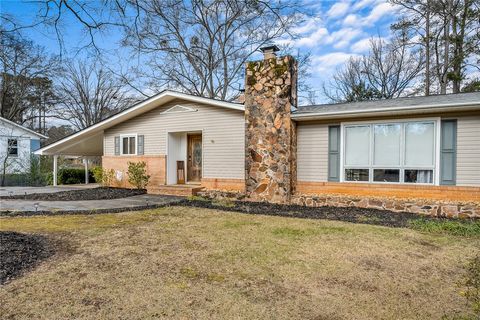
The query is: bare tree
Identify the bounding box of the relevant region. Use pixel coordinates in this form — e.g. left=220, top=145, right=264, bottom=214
left=119, top=0, right=301, bottom=100
left=56, top=61, right=134, bottom=130
left=391, top=0, right=480, bottom=94
left=0, top=31, right=58, bottom=125
left=324, top=37, right=424, bottom=103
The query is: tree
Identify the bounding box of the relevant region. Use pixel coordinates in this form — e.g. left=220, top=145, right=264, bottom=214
left=56, top=61, right=134, bottom=130
left=462, top=78, right=480, bottom=92
left=391, top=0, right=480, bottom=94
left=0, top=31, right=58, bottom=125
left=323, top=37, right=424, bottom=103
left=44, top=125, right=75, bottom=146
left=119, top=0, right=301, bottom=100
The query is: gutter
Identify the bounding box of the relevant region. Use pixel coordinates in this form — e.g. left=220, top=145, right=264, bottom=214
left=291, top=102, right=480, bottom=120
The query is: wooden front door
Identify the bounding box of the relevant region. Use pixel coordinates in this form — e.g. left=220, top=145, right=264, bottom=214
left=187, top=134, right=202, bottom=182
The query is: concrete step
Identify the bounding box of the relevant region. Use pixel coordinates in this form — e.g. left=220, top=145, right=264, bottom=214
left=148, top=184, right=204, bottom=197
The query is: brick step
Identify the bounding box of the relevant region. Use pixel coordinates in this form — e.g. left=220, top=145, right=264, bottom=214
left=147, top=184, right=204, bottom=197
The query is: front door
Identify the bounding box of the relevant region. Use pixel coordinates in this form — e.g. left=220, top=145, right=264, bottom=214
left=187, top=134, right=202, bottom=182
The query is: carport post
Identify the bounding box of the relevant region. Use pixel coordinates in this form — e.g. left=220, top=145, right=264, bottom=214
left=53, top=155, right=58, bottom=186
left=84, top=158, right=89, bottom=184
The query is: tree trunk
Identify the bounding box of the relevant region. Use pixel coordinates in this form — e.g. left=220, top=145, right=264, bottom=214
left=425, top=0, right=431, bottom=96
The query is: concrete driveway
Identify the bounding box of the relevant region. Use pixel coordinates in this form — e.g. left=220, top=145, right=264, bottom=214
left=0, top=184, right=183, bottom=214
left=0, top=184, right=101, bottom=197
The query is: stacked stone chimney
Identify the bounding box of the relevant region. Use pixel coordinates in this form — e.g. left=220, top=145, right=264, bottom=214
left=244, top=46, right=297, bottom=204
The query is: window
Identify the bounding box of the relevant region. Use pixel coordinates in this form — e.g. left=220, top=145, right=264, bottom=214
left=7, top=139, right=18, bottom=156
left=121, top=135, right=136, bottom=155
left=343, top=121, right=436, bottom=184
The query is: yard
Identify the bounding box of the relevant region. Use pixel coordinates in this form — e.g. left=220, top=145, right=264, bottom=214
left=0, top=206, right=479, bottom=319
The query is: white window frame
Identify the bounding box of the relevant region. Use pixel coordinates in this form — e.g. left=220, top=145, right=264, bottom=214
left=7, top=138, right=19, bottom=157
left=119, top=134, right=138, bottom=155
left=340, top=117, right=441, bottom=185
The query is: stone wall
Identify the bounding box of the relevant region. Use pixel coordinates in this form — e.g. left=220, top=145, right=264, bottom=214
left=244, top=55, right=298, bottom=204
left=291, top=194, right=480, bottom=219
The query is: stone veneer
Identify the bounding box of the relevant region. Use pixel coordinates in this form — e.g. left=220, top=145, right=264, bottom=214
left=196, top=189, right=480, bottom=219
left=244, top=54, right=298, bottom=204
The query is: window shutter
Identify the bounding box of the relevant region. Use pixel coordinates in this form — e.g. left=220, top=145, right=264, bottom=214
left=440, top=120, right=457, bottom=185
left=328, top=126, right=340, bottom=182
left=137, top=135, right=144, bottom=155
left=114, top=136, right=120, bottom=155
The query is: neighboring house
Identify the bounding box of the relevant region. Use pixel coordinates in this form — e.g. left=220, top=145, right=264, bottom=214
left=0, top=116, right=47, bottom=176
left=35, top=47, right=480, bottom=217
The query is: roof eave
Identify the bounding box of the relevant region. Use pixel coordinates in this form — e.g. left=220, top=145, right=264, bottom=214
left=291, top=103, right=480, bottom=121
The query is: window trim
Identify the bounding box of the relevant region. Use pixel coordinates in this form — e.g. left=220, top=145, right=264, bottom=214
left=119, top=134, right=138, bottom=155
left=340, top=117, right=440, bottom=185
left=7, top=138, right=19, bottom=157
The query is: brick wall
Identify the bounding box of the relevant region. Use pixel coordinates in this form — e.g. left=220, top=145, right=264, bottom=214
left=102, top=155, right=166, bottom=188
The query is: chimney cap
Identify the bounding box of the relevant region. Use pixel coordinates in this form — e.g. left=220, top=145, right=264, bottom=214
left=260, top=45, right=280, bottom=53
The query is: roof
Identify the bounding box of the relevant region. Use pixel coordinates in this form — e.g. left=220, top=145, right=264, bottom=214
left=0, top=116, right=48, bottom=139
left=35, top=90, right=243, bottom=156
left=292, top=92, right=480, bottom=120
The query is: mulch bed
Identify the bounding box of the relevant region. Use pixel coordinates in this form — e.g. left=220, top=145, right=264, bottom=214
left=0, top=232, right=55, bottom=285
left=0, top=187, right=146, bottom=201
left=176, top=199, right=470, bottom=228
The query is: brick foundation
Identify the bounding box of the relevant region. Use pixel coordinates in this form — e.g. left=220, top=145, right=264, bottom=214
left=201, top=178, right=245, bottom=192
left=296, top=181, right=480, bottom=202
left=102, top=155, right=166, bottom=188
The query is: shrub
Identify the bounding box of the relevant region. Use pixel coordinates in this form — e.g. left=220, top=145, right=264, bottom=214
left=408, top=219, right=480, bottom=237
left=91, top=166, right=115, bottom=186
left=58, top=168, right=96, bottom=185
left=127, top=161, right=150, bottom=189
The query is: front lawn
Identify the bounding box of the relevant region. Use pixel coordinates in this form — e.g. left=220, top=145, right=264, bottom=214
left=0, top=207, right=479, bottom=319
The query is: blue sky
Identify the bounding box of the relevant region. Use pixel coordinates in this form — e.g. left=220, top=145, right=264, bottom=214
left=2, top=0, right=398, bottom=103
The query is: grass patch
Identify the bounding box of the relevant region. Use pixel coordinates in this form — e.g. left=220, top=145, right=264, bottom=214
left=408, top=219, right=480, bottom=237
left=0, top=206, right=479, bottom=319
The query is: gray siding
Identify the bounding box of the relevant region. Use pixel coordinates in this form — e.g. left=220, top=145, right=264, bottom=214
left=104, top=99, right=245, bottom=179
left=456, top=115, right=480, bottom=186
left=297, top=122, right=329, bottom=182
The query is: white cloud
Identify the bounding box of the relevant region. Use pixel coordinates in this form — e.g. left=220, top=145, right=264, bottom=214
left=296, top=27, right=329, bottom=47
left=352, top=0, right=381, bottom=10
left=292, top=16, right=323, bottom=34
left=312, top=52, right=360, bottom=72
left=327, top=2, right=350, bottom=19
left=351, top=38, right=372, bottom=52
left=325, top=28, right=363, bottom=49
left=343, top=2, right=396, bottom=27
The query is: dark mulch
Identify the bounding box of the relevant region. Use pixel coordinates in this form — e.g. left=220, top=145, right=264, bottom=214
left=176, top=199, right=472, bottom=228
left=0, top=187, right=146, bottom=201
left=0, top=232, right=55, bottom=285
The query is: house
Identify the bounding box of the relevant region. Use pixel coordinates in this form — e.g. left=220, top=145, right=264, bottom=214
left=0, top=116, right=47, bottom=177
left=34, top=47, right=480, bottom=217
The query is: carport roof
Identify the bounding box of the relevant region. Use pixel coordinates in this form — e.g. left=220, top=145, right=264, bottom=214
left=35, top=90, right=244, bottom=156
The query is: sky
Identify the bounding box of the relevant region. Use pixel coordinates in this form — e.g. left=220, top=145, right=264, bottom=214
left=1, top=0, right=398, bottom=104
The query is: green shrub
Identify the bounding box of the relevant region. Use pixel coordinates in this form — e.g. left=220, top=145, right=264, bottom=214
left=127, top=161, right=150, bottom=189
left=91, top=166, right=115, bottom=186
left=91, top=166, right=103, bottom=185
left=58, top=168, right=96, bottom=185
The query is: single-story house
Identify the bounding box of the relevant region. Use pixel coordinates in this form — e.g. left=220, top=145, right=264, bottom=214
left=35, top=47, right=480, bottom=217
left=1, top=116, right=47, bottom=175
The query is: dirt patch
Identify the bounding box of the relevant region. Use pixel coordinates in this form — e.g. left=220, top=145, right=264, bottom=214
left=178, top=199, right=478, bottom=228
left=0, top=232, right=55, bottom=285
left=0, top=187, right=146, bottom=201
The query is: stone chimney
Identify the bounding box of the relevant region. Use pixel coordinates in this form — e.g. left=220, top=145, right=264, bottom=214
left=244, top=45, right=297, bottom=204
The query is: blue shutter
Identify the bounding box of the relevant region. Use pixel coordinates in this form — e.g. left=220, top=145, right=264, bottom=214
left=137, top=135, right=144, bottom=155
left=328, top=126, right=340, bottom=182
left=440, top=120, right=457, bottom=185
left=30, top=139, right=41, bottom=152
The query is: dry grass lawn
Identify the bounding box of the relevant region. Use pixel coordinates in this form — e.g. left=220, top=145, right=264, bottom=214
left=0, top=206, right=479, bottom=320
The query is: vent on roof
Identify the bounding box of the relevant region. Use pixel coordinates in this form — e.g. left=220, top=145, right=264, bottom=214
left=161, top=105, right=198, bottom=114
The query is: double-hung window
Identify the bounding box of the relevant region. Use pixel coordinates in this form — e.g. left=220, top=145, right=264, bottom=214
left=7, top=139, right=18, bottom=157
left=343, top=120, right=436, bottom=184
left=120, top=135, right=137, bottom=155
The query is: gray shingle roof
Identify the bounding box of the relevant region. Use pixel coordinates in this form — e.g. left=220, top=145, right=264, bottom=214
left=294, top=92, right=480, bottom=116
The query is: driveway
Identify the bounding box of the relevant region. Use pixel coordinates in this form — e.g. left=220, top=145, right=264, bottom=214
left=0, top=184, right=101, bottom=197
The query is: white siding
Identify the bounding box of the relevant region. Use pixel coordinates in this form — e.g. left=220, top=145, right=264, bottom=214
left=0, top=119, right=37, bottom=174
left=104, top=99, right=245, bottom=179
left=297, top=122, right=329, bottom=182
left=456, top=115, right=480, bottom=186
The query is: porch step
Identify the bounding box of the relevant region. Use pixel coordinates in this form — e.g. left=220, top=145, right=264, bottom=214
left=147, top=184, right=204, bottom=197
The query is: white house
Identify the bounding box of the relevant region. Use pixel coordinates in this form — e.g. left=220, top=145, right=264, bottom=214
left=0, top=116, right=47, bottom=175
